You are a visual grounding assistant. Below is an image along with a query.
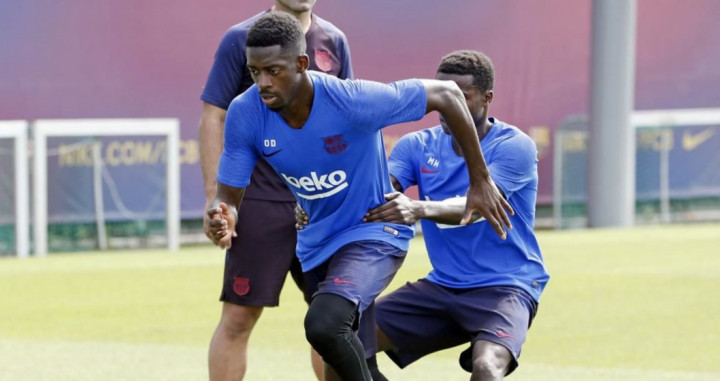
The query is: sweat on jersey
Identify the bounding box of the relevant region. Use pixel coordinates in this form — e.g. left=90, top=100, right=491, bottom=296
left=388, top=120, right=550, bottom=302
left=218, top=72, right=426, bottom=271
left=201, top=11, right=353, bottom=202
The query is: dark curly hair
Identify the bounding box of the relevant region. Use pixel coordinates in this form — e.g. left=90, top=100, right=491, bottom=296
left=437, top=50, right=494, bottom=93
left=247, top=12, right=306, bottom=56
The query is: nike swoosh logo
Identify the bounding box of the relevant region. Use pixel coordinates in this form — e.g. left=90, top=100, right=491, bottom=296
left=333, top=277, right=356, bottom=285
left=296, top=182, right=348, bottom=200
left=420, top=165, right=439, bottom=174
left=682, top=128, right=716, bottom=151
left=262, top=149, right=283, bottom=157
left=496, top=330, right=514, bottom=338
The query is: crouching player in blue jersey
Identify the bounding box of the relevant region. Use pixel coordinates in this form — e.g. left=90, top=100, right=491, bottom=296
left=206, top=13, right=514, bottom=381
left=298, top=50, right=549, bottom=381
left=368, top=50, right=549, bottom=381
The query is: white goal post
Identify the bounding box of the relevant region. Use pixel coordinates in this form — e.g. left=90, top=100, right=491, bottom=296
left=33, top=119, right=180, bottom=256
left=0, top=120, right=30, bottom=258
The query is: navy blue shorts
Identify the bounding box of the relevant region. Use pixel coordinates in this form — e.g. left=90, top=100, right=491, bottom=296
left=376, top=280, right=538, bottom=372
left=304, top=240, right=407, bottom=357
left=220, top=199, right=307, bottom=307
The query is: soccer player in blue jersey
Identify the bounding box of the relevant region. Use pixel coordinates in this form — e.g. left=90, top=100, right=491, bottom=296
left=199, top=1, right=352, bottom=380
left=363, top=50, right=550, bottom=381
left=206, top=13, right=513, bottom=381
left=298, top=50, right=548, bottom=381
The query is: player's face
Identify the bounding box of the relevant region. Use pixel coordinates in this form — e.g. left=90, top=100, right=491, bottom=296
left=247, top=45, right=305, bottom=112
left=274, top=0, right=317, bottom=13
left=436, top=72, right=492, bottom=134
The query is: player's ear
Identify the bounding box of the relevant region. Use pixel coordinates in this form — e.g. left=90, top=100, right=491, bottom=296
left=484, top=90, right=494, bottom=105
left=297, top=54, right=309, bottom=73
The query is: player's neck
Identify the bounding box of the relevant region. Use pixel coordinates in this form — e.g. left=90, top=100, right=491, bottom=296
left=477, top=118, right=493, bottom=141
left=279, top=74, right=314, bottom=129
left=271, top=6, right=313, bottom=34
left=451, top=118, right=493, bottom=156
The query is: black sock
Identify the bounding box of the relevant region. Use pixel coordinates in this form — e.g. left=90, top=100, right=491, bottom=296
left=305, top=294, right=371, bottom=381
left=366, top=355, right=389, bottom=381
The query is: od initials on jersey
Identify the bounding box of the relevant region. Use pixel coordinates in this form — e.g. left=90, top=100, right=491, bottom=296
left=262, top=139, right=282, bottom=157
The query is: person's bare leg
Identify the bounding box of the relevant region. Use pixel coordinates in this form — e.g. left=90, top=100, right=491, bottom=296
left=364, top=327, right=394, bottom=381
left=470, top=340, right=513, bottom=381
left=376, top=326, right=395, bottom=352
left=311, top=348, right=325, bottom=381
left=208, top=302, right=263, bottom=381
left=324, top=362, right=340, bottom=381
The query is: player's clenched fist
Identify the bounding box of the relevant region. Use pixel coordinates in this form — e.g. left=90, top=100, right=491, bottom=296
left=206, top=202, right=238, bottom=249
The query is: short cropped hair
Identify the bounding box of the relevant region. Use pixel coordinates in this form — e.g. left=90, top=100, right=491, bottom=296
left=437, top=50, right=495, bottom=93
left=247, top=12, right=306, bottom=56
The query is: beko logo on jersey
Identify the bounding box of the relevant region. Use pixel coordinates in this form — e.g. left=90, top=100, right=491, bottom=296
left=281, top=170, right=348, bottom=200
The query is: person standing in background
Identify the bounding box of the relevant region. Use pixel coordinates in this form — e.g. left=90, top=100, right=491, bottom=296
left=198, top=1, right=352, bottom=380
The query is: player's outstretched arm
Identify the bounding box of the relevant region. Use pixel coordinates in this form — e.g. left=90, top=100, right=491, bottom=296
left=420, top=79, right=513, bottom=238
left=206, top=182, right=246, bottom=249
left=364, top=192, right=480, bottom=226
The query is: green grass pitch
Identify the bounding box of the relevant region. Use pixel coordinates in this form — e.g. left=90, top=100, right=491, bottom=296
left=1, top=223, right=719, bottom=380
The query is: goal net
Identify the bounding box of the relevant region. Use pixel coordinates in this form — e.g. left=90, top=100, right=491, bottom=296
left=32, top=119, right=180, bottom=255
left=554, top=108, right=720, bottom=229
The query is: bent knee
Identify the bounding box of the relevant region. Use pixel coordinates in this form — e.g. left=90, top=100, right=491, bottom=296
left=472, top=341, right=513, bottom=378
left=304, top=294, right=356, bottom=348
left=304, top=310, right=338, bottom=347
left=219, top=304, right=262, bottom=336
left=472, top=356, right=506, bottom=379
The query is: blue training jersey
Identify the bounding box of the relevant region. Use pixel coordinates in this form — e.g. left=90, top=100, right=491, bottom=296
left=388, top=119, right=550, bottom=301
left=218, top=72, right=427, bottom=271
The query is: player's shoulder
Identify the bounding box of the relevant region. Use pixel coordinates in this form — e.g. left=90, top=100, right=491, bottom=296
left=311, top=71, right=357, bottom=99
left=222, top=12, right=265, bottom=39
left=396, top=126, right=443, bottom=149
left=492, top=119, right=533, bottom=143
left=312, top=14, right=349, bottom=40
left=228, top=85, right=262, bottom=115
left=408, top=125, right=443, bottom=142
left=310, top=70, right=344, bottom=91
left=490, top=119, right=537, bottom=155
left=310, top=71, right=359, bottom=115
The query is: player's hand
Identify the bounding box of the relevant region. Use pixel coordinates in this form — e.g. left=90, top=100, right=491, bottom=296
left=464, top=177, right=514, bottom=239
left=363, top=192, right=420, bottom=225
left=206, top=202, right=237, bottom=249
left=294, top=203, right=309, bottom=230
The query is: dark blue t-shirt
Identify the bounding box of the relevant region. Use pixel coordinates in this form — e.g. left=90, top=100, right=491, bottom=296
left=201, top=11, right=353, bottom=201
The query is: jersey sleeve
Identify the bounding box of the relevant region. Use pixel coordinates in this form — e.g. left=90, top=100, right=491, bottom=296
left=336, top=33, right=354, bottom=80
left=200, top=28, right=247, bottom=110
left=332, top=79, right=427, bottom=133
left=487, top=134, right=538, bottom=200
left=387, top=133, right=420, bottom=192
left=217, top=90, right=261, bottom=188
